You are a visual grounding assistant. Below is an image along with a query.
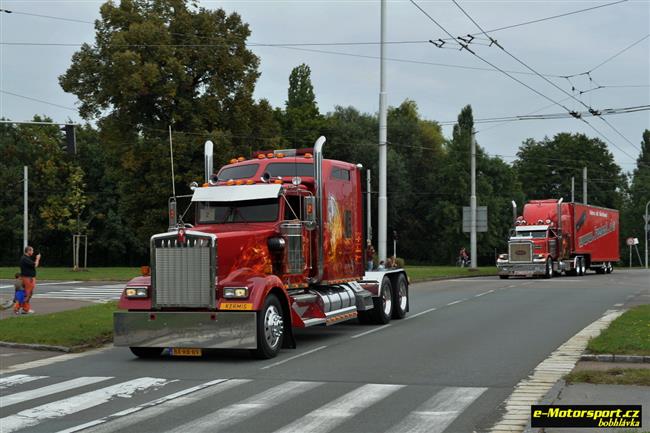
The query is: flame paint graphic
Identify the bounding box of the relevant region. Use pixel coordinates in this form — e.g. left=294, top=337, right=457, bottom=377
left=231, top=237, right=272, bottom=275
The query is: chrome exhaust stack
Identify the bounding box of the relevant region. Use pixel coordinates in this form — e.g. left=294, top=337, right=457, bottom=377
left=204, top=140, right=214, bottom=183
left=556, top=198, right=564, bottom=254
left=313, top=136, right=326, bottom=284
left=511, top=200, right=517, bottom=225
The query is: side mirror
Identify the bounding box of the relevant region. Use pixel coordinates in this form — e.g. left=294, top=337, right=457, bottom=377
left=208, top=174, right=218, bottom=186
left=261, top=172, right=271, bottom=183
left=303, top=196, right=316, bottom=230
left=189, top=181, right=199, bottom=191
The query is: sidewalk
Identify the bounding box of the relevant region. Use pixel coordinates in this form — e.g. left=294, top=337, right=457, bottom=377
left=0, top=298, right=93, bottom=319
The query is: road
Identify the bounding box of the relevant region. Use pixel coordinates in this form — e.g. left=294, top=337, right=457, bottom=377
left=0, top=281, right=124, bottom=302
left=0, top=270, right=647, bottom=433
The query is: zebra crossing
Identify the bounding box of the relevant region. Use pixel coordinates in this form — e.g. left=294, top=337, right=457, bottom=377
left=32, top=284, right=124, bottom=302
left=0, top=374, right=488, bottom=433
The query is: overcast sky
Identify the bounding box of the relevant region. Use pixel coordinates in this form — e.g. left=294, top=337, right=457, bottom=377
left=1, top=0, right=648, bottom=172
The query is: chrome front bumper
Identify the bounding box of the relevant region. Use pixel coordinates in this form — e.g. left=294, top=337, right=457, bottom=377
left=113, top=311, right=257, bottom=349
left=497, top=262, right=545, bottom=276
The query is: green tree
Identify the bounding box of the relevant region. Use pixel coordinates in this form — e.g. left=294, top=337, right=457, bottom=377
left=280, top=63, right=324, bottom=147
left=0, top=118, right=88, bottom=265
left=621, top=130, right=650, bottom=265
left=513, top=133, right=625, bottom=209
left=59, top=0, right=265, bottom=257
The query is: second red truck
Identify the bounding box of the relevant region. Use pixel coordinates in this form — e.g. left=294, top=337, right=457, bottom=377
left=497, top=199, right=620, bottom=278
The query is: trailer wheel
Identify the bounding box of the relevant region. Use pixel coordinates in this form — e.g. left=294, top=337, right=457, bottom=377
left=371, top=277, right=393, bottom=324
left=129, top=347, right=162, bottom=358
left=544, top=258, right=553, bottom=279
left=252, top=294, right=284, bottom=359
left=578, top=258, right=586, bottom=276
left=606, top=262, right=613, bottom=274
left=392, top=274, right=408, bottom=319
left=499, top=275, right=509, bottom=280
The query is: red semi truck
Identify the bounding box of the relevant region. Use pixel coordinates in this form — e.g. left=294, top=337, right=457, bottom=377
left=497, top=199, right=619, bottom=278
left=113, top=137, right=408, bottom=359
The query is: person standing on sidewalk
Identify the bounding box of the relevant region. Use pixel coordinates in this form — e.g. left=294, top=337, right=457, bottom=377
left=19, top=246, right=41, bottom=314
left=13, top=273, right=27, bottom=315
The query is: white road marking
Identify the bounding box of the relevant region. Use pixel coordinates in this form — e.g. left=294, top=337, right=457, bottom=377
left=446, top=299, right=465, bottom=306
left=474, top=290, right=494, bottom=297
left=405, top=307, right=437, bottom=320
left=33, top=281, right=82, bottom=286
left=55, top=379, right=247, bottom=433
left=273, top=383, right=404, bottom=433
left=1, top=376, right=112, bottom=407
left=350, top=325, right=391, bottom=339
left=490, top=309, right=625, bottom=433
left=386, top=387, right=487, bottom=433
left=260, top=346, right=328, bottom=370
left=0, top=377, right=170, bottom=433
left=168, top=381, right=323, bottom=433
left=0, top=347, right=111, bottom=375
left=613, top=303, right=624, bottom=307
left=0, top=374, right=47, bottom=389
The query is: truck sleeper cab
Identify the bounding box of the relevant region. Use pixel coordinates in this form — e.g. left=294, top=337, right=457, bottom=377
left=113, top=137, right=409, bottom=359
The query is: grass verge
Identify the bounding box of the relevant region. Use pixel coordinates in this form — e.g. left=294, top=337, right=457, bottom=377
left=0, top=302, right=117, bottom=349
left=565, top=369, right=650, bottom=386
left=404, top=266, right=498, bottom=282
left=0, top=267, right=140, bottom=281
left=587, top=305, right=650, bottom=356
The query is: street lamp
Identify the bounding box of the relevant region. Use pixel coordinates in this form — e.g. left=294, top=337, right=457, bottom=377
left=645, top=200, right=650, bottom=270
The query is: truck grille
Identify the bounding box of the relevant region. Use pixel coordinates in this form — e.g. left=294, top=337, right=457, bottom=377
left=509, top=242, right=532, bottom=262
left=151, top=231, right=216, bottom=308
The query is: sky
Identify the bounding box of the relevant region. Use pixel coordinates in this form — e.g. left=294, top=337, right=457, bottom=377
left=1, top=0, right=649, bottom=173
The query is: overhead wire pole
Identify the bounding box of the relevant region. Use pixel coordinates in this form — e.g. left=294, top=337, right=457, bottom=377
left=470, top=129, right=477, bottom=269
left=645, top=200, right=649, bottom=270
left=378, top=0, right=388, bottom=262
left=23, top=166, right=28, bottom=249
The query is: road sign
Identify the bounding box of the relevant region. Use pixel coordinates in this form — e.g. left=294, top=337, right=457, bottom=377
left=644, top=215, right=650, bottom=223
left=462, top=206, right=488, bottom=232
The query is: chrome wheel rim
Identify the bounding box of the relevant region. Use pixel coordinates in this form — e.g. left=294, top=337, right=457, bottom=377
left=382, top=285, right=392, bottom=317
left=264, top=305, right=283, bottom=349
left=398, top=282, right=407, bottom=312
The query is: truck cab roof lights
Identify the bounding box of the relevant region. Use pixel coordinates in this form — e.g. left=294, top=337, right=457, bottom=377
left=246, top=179, right=255, bottom=185
left=229, top=158, right=237, bottom=164
left=267, top=153, right=275, bottom=158
left=257, top=154, right=266, bottom=159
left=304, top=153, right=313, bottom=158
left=274, top=179, right=283, bottom=184
left=237, top=156, right=245, bottom=162
left=226, top=179, right=235, bottom=185
left=276, top=153, right=285, bottom=158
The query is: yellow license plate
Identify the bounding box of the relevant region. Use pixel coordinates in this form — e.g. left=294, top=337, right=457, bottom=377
left=220, top=302, right=253, bottom=311
left=171, top=348, right=202, bottom=357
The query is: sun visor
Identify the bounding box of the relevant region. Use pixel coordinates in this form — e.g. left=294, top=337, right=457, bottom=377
left=191, top=184, right=283, bottom=202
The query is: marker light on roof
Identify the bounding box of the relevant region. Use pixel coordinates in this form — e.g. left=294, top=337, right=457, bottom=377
left=257, top=154, right=266, bottom=159
left=230, top=158, right=237, bottom=164
left=237, top=156, right=245, bottom=162
left=304, top=153, right=313, bottom=158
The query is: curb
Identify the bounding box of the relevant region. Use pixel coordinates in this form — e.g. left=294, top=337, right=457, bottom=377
left=580, top=353, right=649, bottom=363
left=0, top=341, right=95, bottom=353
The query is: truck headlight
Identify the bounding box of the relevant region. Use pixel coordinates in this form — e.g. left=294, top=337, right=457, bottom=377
left=223, top=287, right=249, bottom=299
left=498, top=254, right=508, bottom=260
left=125, top=287, right=149, bottom=298
left=534, top=254, right=545, bottom=260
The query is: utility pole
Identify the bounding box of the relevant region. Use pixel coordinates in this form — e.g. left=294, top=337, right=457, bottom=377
left=377, top=0, right=388, bottom=262
left=367, top=169, right=372, bottom=242
left=583, top=167, right=588, bottom=205
left=23, top=166, right=28, bottom=249
left=470, top=129, right=477, bottom=269
left=571, top=177, right=575, bottom=202
left=644, top=200, right=650, bottom=269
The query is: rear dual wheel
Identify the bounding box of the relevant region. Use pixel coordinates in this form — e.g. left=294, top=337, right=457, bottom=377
left=544, top=258, right=554, bottom=279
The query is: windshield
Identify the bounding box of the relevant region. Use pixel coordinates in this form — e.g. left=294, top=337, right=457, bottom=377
left=514, top=230, right=547, bottom=238
left=197, top=199, right=279, bottom=224
left=266, top=162, right=313, bottom=178
left=217, top=164, right=259, bottom=180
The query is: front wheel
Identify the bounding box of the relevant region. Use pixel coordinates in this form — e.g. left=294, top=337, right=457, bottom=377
left=499, top=275, right=509, bottom=280
left=252, top=294, right=284, bottom=359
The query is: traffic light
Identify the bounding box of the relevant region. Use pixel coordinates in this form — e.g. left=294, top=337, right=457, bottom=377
left=61, top=124, right=76, bottom=155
